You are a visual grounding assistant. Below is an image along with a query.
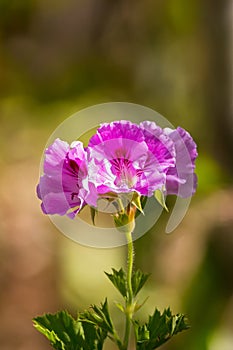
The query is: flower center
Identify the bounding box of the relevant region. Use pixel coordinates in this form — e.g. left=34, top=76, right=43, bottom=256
left=111, top=158, right=137, bottom=189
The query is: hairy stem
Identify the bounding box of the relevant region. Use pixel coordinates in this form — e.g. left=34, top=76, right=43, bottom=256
left=123, top=230, right=134, bottom=349
left=126, top=231, right=134, bottom=304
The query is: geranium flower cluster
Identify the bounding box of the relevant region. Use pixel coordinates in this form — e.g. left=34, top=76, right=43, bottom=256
left=37, top=120, right=197, bottom=218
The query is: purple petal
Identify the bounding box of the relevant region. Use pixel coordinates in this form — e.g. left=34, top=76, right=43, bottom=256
left=36, top=183, right=42, bottom=199
left=43, top=138, right=69, bottom=175
left=37, top=139, right=89, bottom=217
left=140, top=121, right=176, bottom=171
left=88, top=121, right=147, bottom=163
left=41, top=192, right=72, bottom=215
left=89, top=120, right=145, bottom=146
left=164, top=127, right=198, bottom=197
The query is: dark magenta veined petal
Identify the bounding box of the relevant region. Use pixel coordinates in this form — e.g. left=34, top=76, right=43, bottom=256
left=140, top=121, right=176, bottom=171
left=89, top=120, right=145, bottom=146
left=87, top=120, right=175, bottom=196
left=88, top=121, right=146, bottom=163
left=37, top=138, right=91, bottom=217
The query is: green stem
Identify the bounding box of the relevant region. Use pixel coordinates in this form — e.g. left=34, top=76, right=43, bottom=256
left=126, top=231, right=134, bottom=303
left=123, top=230, right=134, bottom=350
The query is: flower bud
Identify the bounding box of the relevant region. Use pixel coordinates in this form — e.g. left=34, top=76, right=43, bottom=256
left=113, top=205, right=136, bottom=233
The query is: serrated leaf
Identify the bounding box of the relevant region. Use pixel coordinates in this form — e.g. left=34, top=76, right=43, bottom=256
left=80, top=299, right=114, bottom=335
left=105, top=268, right=149, bottom=299
left=80, top=300, right=123, bottom=349
left=154, top=189, right=168, bottom=212
left=81, top=321, right=107, bottom=350
left=105, top=268, right=127, bottom=298
left=33, top=310, right=84, bottom=350
left=134, top=308, right=190, bottom=349
left=132, top=269, right=150, bottom=297
left=33, top=310, right=108, bottom=350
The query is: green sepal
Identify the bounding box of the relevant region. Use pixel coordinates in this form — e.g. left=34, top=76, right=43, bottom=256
left=114, top=213, right=130, bottom=226
left=132, top=193, right=144, bottom=214
left=135, top=196, right=147, bottom=219
left=134, top=297, right=149, bottom=313
left=154, top=189, right=168, bottom=212
left=105, top=268, right=127, bottom=298
left=90, top=207, right=97, bottom=225
left=114, top=301, right=125, bottom=313
left=67, top=205, right=81, bottom=215
left=134, top=308, right=190, bottom=349
left=113, top=212, right=135, bottom=233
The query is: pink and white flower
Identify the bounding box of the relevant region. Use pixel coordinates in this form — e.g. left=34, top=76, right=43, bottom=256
left=37, top=121, right=198, bottom=218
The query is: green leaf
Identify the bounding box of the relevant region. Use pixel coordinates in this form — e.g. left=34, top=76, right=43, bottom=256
left=105, top=268, right=149, bottom=299
left=132, top=269, right=150, bottom=297
left=33, top=310, right=84, bottom=350
left=81, top=321, right=107, bottom=350
left=105, top=268, right=127, bottom=298
left=33, top=310, right=107, bottom=350
left=80, top=299, right=114, bottom=335
left=154, top=189, right=168, bottom=212
left=134, top=308, right=190, bottom=349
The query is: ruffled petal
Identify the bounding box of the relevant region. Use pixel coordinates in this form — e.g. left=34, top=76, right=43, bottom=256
left=140, top=121, right=176, bottom=171
left=164, top=127, right=198, bottom=197
left=37, top=139, right=89, bottom=217
left=87, top=120, right=172, bottom=196
left=43, top=138, right=69, bottom=175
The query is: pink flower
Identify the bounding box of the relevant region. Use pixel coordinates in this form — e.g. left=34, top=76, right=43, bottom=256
left=37, top=121, right=198, bottom=218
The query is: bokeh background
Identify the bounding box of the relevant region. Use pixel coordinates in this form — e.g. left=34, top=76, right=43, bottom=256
left=0, top=0, right=233, bottom=349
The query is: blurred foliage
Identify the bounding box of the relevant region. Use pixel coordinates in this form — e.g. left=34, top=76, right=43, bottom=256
left=196, top=154, right=229, bottom=195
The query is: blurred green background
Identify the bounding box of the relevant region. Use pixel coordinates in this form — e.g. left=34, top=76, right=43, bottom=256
left=0, top=0, right=233, bottom=349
